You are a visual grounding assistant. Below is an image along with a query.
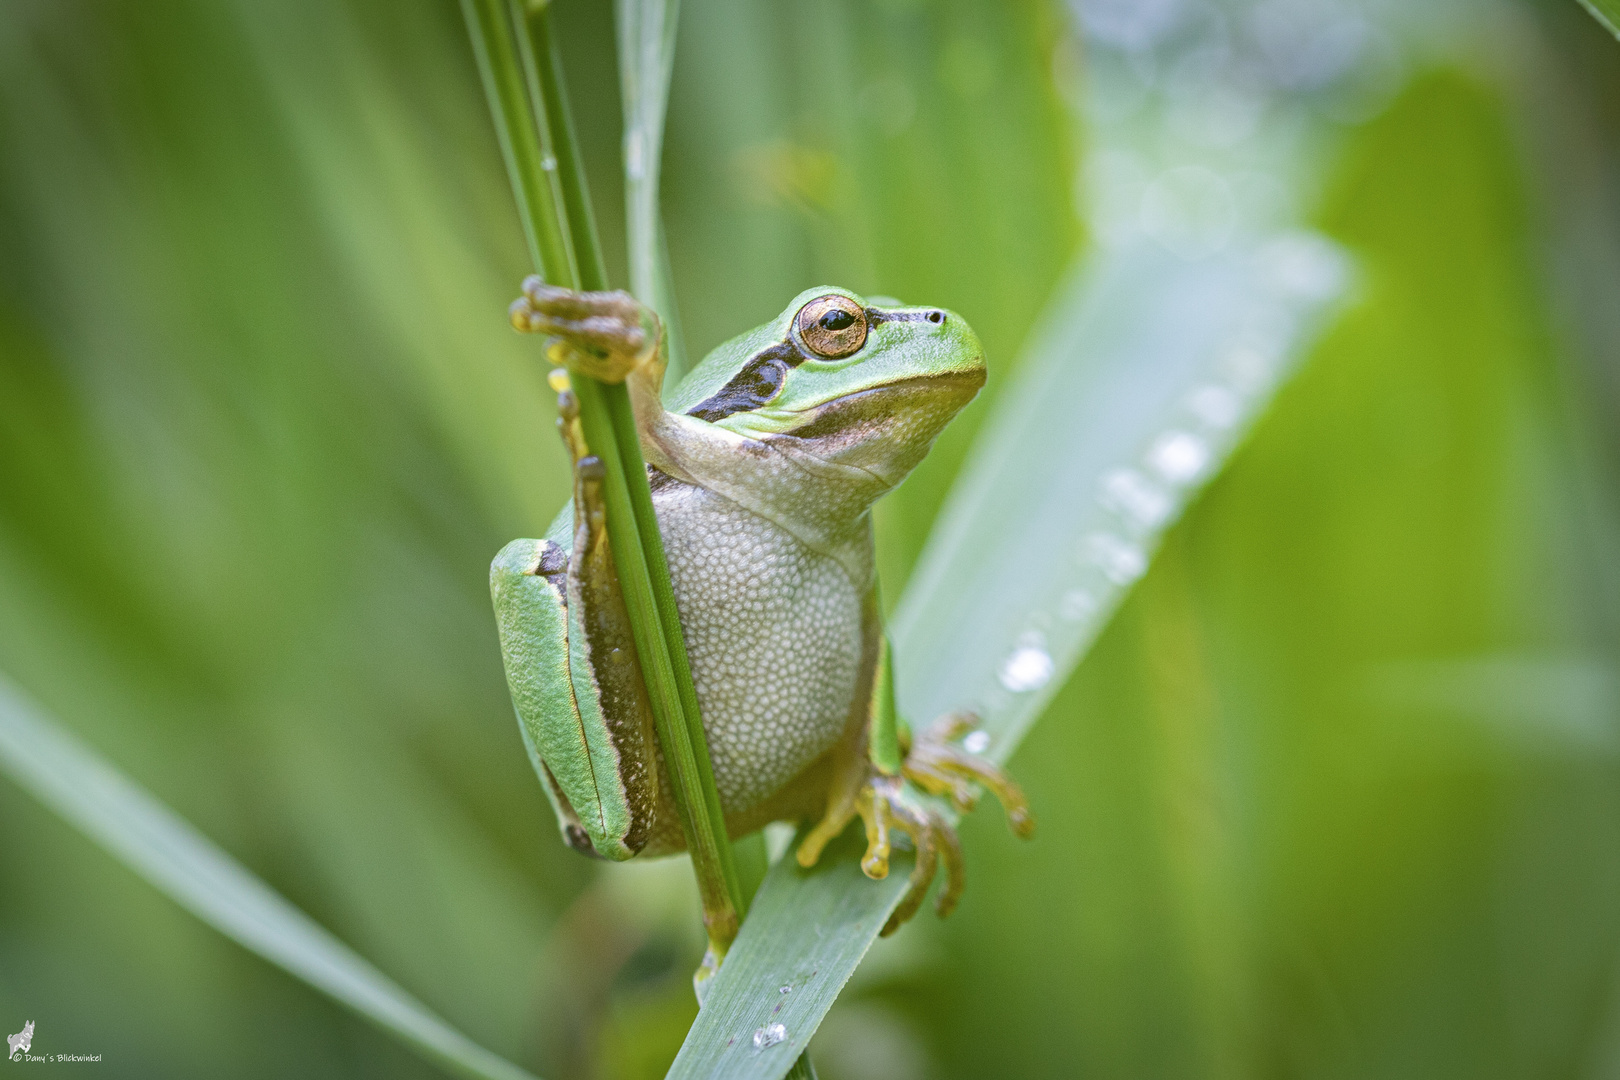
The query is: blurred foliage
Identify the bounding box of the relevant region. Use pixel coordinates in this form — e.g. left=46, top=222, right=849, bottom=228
left=1581, top=0, right=1620, bottom=40
left=1, top=1, right=1619, bottom=1080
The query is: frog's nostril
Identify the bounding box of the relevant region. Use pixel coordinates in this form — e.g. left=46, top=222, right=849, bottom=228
left=927, top=310, right=945, bottom=324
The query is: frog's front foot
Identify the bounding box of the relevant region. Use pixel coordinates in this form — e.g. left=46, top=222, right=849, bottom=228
left=509, top=277, right=658, bottom=384
left=796, top=714, right=1034, bottom=936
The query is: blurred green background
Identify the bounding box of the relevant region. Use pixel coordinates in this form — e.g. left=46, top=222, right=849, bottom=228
left=3, top=0, right=1620, bottom=1077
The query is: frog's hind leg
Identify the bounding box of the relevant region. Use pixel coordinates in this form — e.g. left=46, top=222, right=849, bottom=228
left=794, top=710, right=1035, bottom=936
left=794, top=743, right=865, bottom=870
left=488, top=356, right=662, bottom=863
left=795, top=751, right=967, bottom=937
left=796, top=608, right=1035, bottom=936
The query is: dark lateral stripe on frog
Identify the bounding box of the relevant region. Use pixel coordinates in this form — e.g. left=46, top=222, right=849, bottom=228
left=686, top=341, right=803, bottom=422
left=868, top=308, right=943, bottom=325
left=530, top=539, right=571, bottom=605
left=684, top=307, right=945, bottom=424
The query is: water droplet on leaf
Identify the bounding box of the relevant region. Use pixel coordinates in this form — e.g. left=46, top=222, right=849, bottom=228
left=1101, top=468, right=1171, bottom=526
left=1000, top=638, right=1055, bottom=693
left=1084, top=533, right=1148, bottom=584
left=1060, top=588, right=1098, bottom=622
left=1148, top=431, right=1210, bottom=484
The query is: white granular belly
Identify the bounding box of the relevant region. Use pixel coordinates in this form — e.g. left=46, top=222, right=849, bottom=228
left=654, top=481, right=862, bottom=815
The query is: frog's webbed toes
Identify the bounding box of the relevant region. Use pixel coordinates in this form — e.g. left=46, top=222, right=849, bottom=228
left=509, top=277, right=656, bottom=384
left=903, top=712, right=1036, bottom=840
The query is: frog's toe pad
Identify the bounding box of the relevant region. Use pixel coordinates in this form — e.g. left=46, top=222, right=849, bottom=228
left=854, top=777, right=965, bottom=936
left=903, top=713, right=1036, bottom=840
left=508, top=278, right=654, bottom=384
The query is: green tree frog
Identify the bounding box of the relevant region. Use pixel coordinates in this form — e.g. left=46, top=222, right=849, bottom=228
left=491, top=281, right=1032, bottom=933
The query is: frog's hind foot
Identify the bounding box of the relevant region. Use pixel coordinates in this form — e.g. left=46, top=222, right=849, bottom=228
left=509, top=277, right=657, bottom=385
left=862, top=777, right=966, bottom=935
left=793, top=767, right=967, bottom=937
left=901, top=712, right=1035, bottom=840
left=794, top=711, right=1036, bottom=937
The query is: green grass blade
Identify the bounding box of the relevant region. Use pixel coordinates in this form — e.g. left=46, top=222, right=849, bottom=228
left=667, top=231, right=1350, bottom=1080
left=0, top=675, right=540, bottom=1080
left=520, top=0, right=609, bottom=292
left=461, top=0, right=572, bottom=280
left=1578, top=0, right=1620, bottom=39
left=615, top=0, right=688, bottom=378
left=665, top=830, right=909, bottom=1079
left=464, top=0, right=744, bottom=947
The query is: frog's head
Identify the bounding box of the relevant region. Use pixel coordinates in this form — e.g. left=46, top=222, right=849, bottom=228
left=668, top=287, right=986, bottom=490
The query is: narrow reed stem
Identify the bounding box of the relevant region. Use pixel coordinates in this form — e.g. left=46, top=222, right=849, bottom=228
left=461, top=0, right=745, bottom=962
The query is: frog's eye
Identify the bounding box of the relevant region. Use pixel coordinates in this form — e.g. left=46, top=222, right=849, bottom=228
left=796, top=294, right=869, bottom=359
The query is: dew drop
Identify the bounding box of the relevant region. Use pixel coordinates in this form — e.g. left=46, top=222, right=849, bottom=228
left=999, top=636, right=1055, bottom=693
left=625, top=131, right=645, bottom=180
left=779, top=985, right=792, bottom=994
left=1148, top=431, right=1211, bottom=484
left=540, top=153, right=558, bottom=172
left=1101, top=468, right=1172, bottom=527
left=1140, top=165, right=1235, bottom=260
left=1258, top=231, right=1345, bottom=300
left=1060, top=588, right=1098, bottom=622
left=963, top=730, right=992, bottom=754
left=753, top=1023, right=787, bottom=1051
left=1085, top=533, right=1147, bottom=585
left=1186, top=385, right=1239, bottom=429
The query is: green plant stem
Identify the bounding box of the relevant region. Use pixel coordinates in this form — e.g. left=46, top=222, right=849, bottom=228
left=462, top=0, right=744, bottom=959
left=519, top=2, right=607, bottom=291
left=569, top=377, right=741, bottom=949
left=461, top=0, right=572, bottom=280
left=520, top=3, right=742, bottom=931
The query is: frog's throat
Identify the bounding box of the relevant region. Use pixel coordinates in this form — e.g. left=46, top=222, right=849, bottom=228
left=638, top=428, right=879, bottom=587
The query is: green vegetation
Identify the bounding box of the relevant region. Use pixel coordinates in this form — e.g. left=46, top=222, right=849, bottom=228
left=2, top=1, right=1619, bottom=1079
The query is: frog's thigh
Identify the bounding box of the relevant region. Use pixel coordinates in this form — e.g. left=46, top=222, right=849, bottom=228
left=490, top=538, right=637, bottom=859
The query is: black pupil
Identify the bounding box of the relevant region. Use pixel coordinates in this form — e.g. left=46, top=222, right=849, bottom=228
left=819, top=308, right=856, bottom=331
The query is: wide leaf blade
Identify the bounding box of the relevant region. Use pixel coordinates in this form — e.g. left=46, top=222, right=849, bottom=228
left=667, top=230, right=1349, bottom=1080
left=1578, top=0, right=1620, bottom=39
left=652, top=3, right=1351, bottom=1074
left=0, top=675, right=541, bottom=1080
left=892, top=233, right=1350, bottom=761
left=663, top=830, right=911, bottom=1078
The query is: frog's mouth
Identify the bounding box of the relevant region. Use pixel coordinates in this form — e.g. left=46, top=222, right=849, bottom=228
left=775, top=368, right=985, bottom=486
